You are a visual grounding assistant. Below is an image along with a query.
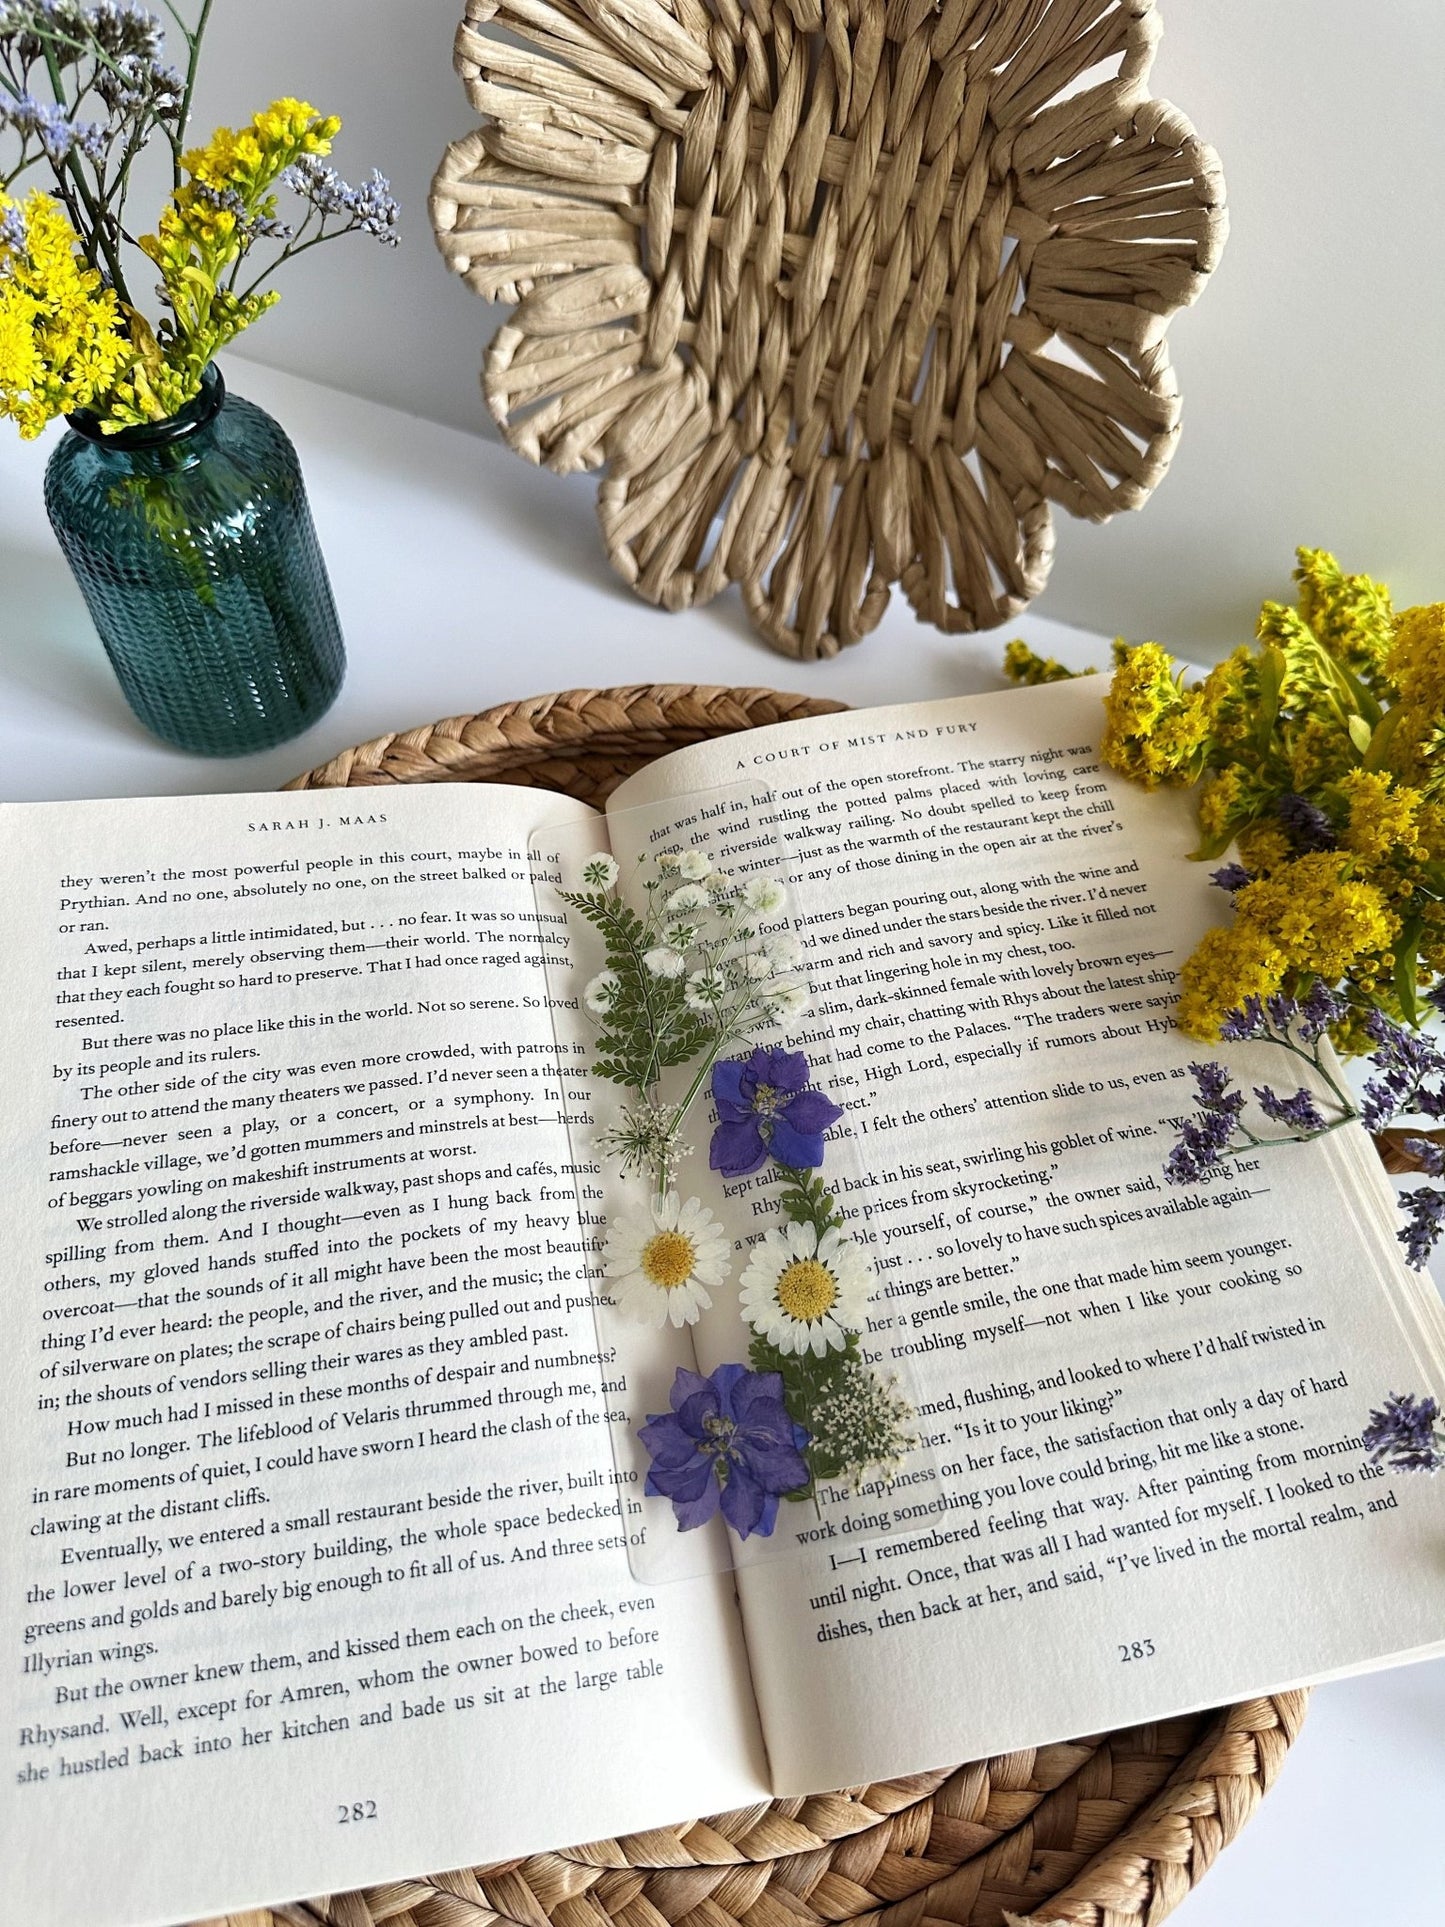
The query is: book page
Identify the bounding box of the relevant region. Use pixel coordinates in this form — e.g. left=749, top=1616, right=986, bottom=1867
left=0, top=784, right=766, bottom=1927
left=608, top=679, right=1445, bottom=1792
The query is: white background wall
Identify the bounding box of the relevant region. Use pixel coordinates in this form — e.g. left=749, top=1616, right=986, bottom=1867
left=192, top=1, right=1445, bottom=657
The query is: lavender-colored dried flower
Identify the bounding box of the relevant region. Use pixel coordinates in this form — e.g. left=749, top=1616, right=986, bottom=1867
left=2, top=91, right=106, bottom=163
left=1210, top=862, right=1251, bottom=894
left=283, top=154, right=400, bottom=245
left=1363, top=1392, right=1443, bottom=1472
left=0, top=201, right=24, bottom=253
left=1402, top=1136, right=1445, bottom=1179
left=1297, top=982, right=1346, bottom=1041
left=1190, top=1061, right=1235, bottom=1109
left=1277, top=793, right=1337, bottom=853
left=1219, top=998, right=1268, bottom=1042
left=1165, top=1069, right=1245, bottom=1185
left=1254, top=1085, right=1329, bottom=1133
left=1399, top=1186, right=1445, bottom=1271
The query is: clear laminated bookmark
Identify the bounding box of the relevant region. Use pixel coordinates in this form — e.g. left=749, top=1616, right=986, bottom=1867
left=529, top=778, right=953, bottom=1584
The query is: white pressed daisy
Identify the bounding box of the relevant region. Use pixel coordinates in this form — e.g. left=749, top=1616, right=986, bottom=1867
left=676, top=849, right=711, bottom=881
left=744, top=876, right=787, bottom=916
left=643, top=946, right=686, bottom=979
left=584, top=969, right=620, bottom=1014
left=580, top=853, right=619, bottom=890
left=668, top=883, right=710, bottom=915
left=739, top=1222, right=873, bottom=1357
left=601, top=1195, right=729, bottom=1328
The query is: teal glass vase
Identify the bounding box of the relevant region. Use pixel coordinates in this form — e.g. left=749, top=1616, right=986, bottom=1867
left=45, top=365, right=345, bottom=757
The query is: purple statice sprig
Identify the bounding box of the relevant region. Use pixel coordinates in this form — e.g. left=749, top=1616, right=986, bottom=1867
left=282, top=152, right=399, bottom=247
left=1210, top=861, right=1252, bottom=895
left=1363, top=1392, right=1443, bottom=1474
left=639, top=1363, right=811, bottom=1537
left=1167, top=990, right=1357, bottom=1186
left=0, top=89, right=107, bottom=167
left=1172, top=995, right=1445, bottom=1270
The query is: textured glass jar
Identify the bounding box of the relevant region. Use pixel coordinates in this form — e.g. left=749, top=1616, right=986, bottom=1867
left=45, top=365, right=345, bottom=756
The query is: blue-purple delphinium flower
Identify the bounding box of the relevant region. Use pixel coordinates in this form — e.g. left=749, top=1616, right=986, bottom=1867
left=1164, top=1062, right=1246, bottom=1184
left=709, top=1048, right=843, bottom=1178
left=1277, top=792, right=1337, bottom=853
left=1210, top=862, right=1252, bottom=894
left=1362, top=1392, right=1443, bottom=1473
left=282, top=154, right=400, bottom=245
left=639, top=1364, right=811, bottom=1538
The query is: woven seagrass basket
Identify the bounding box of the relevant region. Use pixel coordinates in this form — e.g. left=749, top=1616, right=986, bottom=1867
left=202, top=685, right=1306, bottom=1927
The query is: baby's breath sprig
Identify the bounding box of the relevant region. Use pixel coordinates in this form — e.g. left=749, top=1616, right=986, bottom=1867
left=564, top=845, right=809, bottom=1193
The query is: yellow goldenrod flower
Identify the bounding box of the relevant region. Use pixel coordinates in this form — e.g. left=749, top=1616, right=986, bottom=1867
left=1339, top=770, right=1425, bottom=864
left=1099, top=642, right=1208, bottom=788
left=1002, top=641, right=1089, bottom=687
left=112, top=100, right=342, bottom=427
left=1177, top=924, right=1290, bottom=1041
left=1294, top=547, right=1395, bottom=683
left=1234, top=853, right=1398, bottom=984
left=0, top=192, right=132, bottom=438
left=1385, top=604, right=1445, bottom=790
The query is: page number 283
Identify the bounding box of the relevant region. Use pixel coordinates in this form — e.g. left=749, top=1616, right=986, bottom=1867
left=1118, top=1639, right=1156, bottom=1663
left=337, top=1800, right=377, bottom=1824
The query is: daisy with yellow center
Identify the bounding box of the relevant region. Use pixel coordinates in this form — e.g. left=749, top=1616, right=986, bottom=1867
left=602, top=1194, right=729, bottom=1329
left=739, top=1222, right=872, bottom=1358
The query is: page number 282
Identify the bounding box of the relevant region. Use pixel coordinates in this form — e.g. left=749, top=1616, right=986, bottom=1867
left=337, top=1800, right=377, bottom=1824
left=1118, top=1639, right=1156, bottom=1663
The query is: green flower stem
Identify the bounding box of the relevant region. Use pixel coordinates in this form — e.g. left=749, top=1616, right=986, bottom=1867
left=38, top=40, right=133, bottom=303
left=170, top=0, right=214, bottom=180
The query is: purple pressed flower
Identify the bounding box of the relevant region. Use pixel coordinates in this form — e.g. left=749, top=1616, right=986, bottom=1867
left=710, top=1048, right=843, bottom=1177
left=1360, top=1013, right=1445, bottom=1132
left=0, top=202, right=24, bottom=253
left=1398, top=1187, right=1445, bottom=1270
left=639, top=1363, right=811, bottom=1537
left=1210, top=862, right=1252, bottom=894
left=1277, top=793, right=1336, bottom=853
left=1363, top=1393, right=1443, bottom=1472
left=1190, top=1061, right=1235, bottom=1110
left=1165, top=1071, right=1245, bottom=1185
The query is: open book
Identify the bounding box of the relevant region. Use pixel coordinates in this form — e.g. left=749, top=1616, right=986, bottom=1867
left=4, top=678, right=1443, bottom=1927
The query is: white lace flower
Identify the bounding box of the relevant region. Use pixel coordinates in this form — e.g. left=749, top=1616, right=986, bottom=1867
left=663, top=920, right=700, bottom=950
left=580, top=853, right=619, bottom=890
left=668, top=884, right=710, bottom=915
left=643, top=946, right=686, bottom=979
left=655, top=849, right=684, bottom=873
left=601, top=1194, right=729, bottom=1328
left=739, top=1222, right=873, bottom=1357
left=676, top=849, right=710, bottom=881
left=584, top=970, right=621, bottom=1014
left=685, top=968, right=727, bottom=1011
left=744, top=877, right=787, bottom=916
left=767, top=981, right=810, bottom=1025
left=739, top=952, right=774, bottom=981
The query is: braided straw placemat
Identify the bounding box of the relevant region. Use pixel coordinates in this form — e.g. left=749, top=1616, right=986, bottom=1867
left=431, top=0, right=1226, bottom=660
left=229, top=685, right=1306, bottom=1927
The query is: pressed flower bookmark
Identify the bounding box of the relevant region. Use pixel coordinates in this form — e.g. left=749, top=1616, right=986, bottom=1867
left=561, top=839, right=918, bottom=1559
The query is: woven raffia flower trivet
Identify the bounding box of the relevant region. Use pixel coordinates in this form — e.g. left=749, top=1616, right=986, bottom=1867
left=430, top=1, right=1226, bottom=660
left=174, top=684, right=1317, bottom=1927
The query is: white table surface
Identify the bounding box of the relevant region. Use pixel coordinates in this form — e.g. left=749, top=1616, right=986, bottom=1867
left=1, top=356, right=1441, bottom=1920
